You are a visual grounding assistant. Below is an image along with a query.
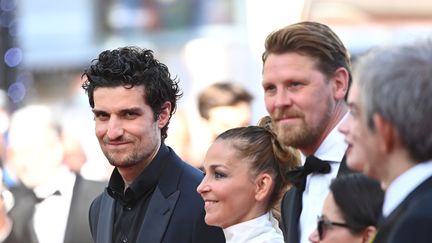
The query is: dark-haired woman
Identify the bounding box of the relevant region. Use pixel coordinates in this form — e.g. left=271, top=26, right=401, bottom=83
left=309, top=173, right=384, bottom=243
left=197, top=116, right=300, bottom=243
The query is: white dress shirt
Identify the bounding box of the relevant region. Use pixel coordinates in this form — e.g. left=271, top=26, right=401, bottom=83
left=299, top=114, right=348, bottom=243
left=33, top=166, right=76, bottom=243
left=223, top=212, right=284, bottom=243
left=383, top=160, right=432, bottom=217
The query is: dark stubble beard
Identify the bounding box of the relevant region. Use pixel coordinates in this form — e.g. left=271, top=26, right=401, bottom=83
left=104, top=150, right=149, bottom=169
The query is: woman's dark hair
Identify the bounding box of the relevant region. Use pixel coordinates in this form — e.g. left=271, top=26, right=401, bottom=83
left=330, top=173, right=384, bottom=234
left=82, top=46, right=182, bottom=141
left=215, top=116, right=300, bottom=212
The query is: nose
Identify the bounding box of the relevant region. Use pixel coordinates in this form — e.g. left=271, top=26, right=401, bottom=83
left=274, top=89, right=293, bottom=108
left=338, top=112, right=352, bottom=135
left=106, top=118, right=124, bottom=140
left=308, top=228, right=320, bottom=243
left=197, top=176, right=210, bottom=194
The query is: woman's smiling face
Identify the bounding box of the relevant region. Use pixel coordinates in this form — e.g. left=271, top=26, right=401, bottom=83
left=197, top=139, right=259, bottom=228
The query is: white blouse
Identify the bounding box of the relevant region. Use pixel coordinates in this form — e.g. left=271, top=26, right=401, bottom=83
left=223, top=212, right=284, bottom=243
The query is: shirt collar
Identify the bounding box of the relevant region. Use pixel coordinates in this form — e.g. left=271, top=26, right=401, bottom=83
left=301, top=112, right=349, bottom=163
left=108, top=144, right=169, bottom=205
left=383, top=160, right=432, bottom=217
left=33, top=166, right=76, bottom=199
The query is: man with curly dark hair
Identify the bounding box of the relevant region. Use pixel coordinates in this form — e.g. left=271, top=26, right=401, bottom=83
left=82, top=46, right=225, bottom=243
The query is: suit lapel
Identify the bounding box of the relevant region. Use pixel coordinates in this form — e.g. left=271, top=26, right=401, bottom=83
left=135, top=187, right=180, bottom=243
left=282, top=153, right=350, bottom=243
left=135, top=145, right=183, bottom=243
left=374, top=175, right=432, bottom=243
left=336, top=154, right=352, bottom=176
left=282, top=188, right=301, bottom=243
left=96, top=193, right=115, bottom=243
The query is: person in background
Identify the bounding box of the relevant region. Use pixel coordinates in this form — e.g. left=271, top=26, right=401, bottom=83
left=82, top=46, right=225, bottom=243
left=339, top=40, right=432, bottom=243
left=261, top=21, right=353, bottom=243
left=184, top=81, right=253, bottom=169
left=197, top=116, right=300, bottom=243
left=0, top=104, right=105, bottom=243
left=309, top=173, right=384, bottom=243
left=198, top=81, right=253, bottom=139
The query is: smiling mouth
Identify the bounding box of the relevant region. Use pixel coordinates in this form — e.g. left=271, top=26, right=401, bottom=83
left=204, top=200, right=218, bottom=208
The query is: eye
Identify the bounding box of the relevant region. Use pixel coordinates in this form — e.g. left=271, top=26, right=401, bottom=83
left=124, top=111, right=139, bottom=119
left=288, top=81, right=304, bottom=89
left=214, top=171, right=227, bottom=179
left=263, top=84, right=277, bottom=95
left=94, top=112, right=109, bottom=121
left=348, top=106, right=358, bottom=117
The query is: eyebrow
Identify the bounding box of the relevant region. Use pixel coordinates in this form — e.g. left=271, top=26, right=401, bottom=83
left=92, top=107, right=143, bottom=114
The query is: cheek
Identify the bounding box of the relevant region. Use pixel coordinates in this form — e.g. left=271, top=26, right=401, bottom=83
left=95, top=124, right=107, bottom=139
left=264, top=96, right=274, bottom=113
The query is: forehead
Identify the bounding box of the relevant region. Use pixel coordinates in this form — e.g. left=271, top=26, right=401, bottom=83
left=205, top=140, right=246, bottom=167
left=347, top=81, right=361, bottom=108
left=93, top=86, right=147, bottom=108
left=262, top=53, right=322, bottom=80
left=322, top=192, right=344, bottom=220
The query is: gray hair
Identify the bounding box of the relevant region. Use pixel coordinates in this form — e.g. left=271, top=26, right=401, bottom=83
left=354, top=39, right=432, bottom=163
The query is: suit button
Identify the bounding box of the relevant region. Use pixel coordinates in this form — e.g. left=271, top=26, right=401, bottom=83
left=121, top=236, right=128, bottom=243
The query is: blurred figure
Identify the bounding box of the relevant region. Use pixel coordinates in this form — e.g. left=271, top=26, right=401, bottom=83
left=0, top=105, right=104, bottom=243
left=197, top=116, right=300, bottom=243
left=261, top=21, right=352, bottom=243
left=0, top=90, right=9, bottom=166
left=185, top=81, right=253, bottom=168
left=163, top=109, right=192, bottom=164
left=59, top=72, right=113, bottom=181
left=60, top=124, right=87, bottom=174
left=198, top=81, right=253, bottom=139
left=308, top=173, right=384, bottom=243
left=339, top=40, right=432, bottom=243
left=82, top=46, right=224, bottom=243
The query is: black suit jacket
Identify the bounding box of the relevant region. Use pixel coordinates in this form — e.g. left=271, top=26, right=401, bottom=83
left=374, top=175, right=432, bottom=243
left=88, top=145, right=225, bottom=243
left=280, top=155, right=351, bottom=243
left=4, top=174, right=105, bottom=243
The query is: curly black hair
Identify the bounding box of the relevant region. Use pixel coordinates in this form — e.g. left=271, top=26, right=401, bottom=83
left=82, top=46, right=182, bottom=141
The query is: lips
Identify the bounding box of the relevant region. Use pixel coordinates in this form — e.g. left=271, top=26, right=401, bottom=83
left=204, top=200, right=218, bottom=210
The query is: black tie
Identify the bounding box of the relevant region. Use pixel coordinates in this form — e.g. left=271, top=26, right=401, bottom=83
left=286, top=155, right=331, bottom=191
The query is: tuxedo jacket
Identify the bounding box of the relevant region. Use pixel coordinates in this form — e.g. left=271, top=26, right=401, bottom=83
left=88, top=145, right=225, bottom=243
left=373, top=175, right=432, bottom=243
left=280, top=156, right=351, bottom=243
left=5, top=175, right=105, bottom=243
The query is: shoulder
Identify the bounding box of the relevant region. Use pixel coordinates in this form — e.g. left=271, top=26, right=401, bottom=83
left=165, top=146, right=204, bottom=185
left=388, top=182, right=432, bottom=242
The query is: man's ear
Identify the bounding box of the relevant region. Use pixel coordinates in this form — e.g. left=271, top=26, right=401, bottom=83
left=373, top=113, right=396, bottom=154
left=331, top=67, right=350, bottom=100
left=254, top=173, right=274, bottom=202
left=361, top=225, right=377, bottom=243
left=158, top=101, right=172, bottom=128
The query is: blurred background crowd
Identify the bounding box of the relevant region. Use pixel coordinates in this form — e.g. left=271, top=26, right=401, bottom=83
left=0, top=0, right=431, bottom=179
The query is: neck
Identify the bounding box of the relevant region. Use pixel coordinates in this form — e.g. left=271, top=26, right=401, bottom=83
left=382, top=149, right=416, bottom=189
left=301, top=102, right=348, bottom=156
left=118, top=143, right=161, bottom=187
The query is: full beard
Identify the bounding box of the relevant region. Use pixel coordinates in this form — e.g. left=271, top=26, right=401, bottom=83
left=273, top=107, right=332, bottom=149
left=275, top=120, right=323, bottom=148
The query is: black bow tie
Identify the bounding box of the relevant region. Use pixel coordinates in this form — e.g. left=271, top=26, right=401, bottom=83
left=286, top=155, right=331, bottom=191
